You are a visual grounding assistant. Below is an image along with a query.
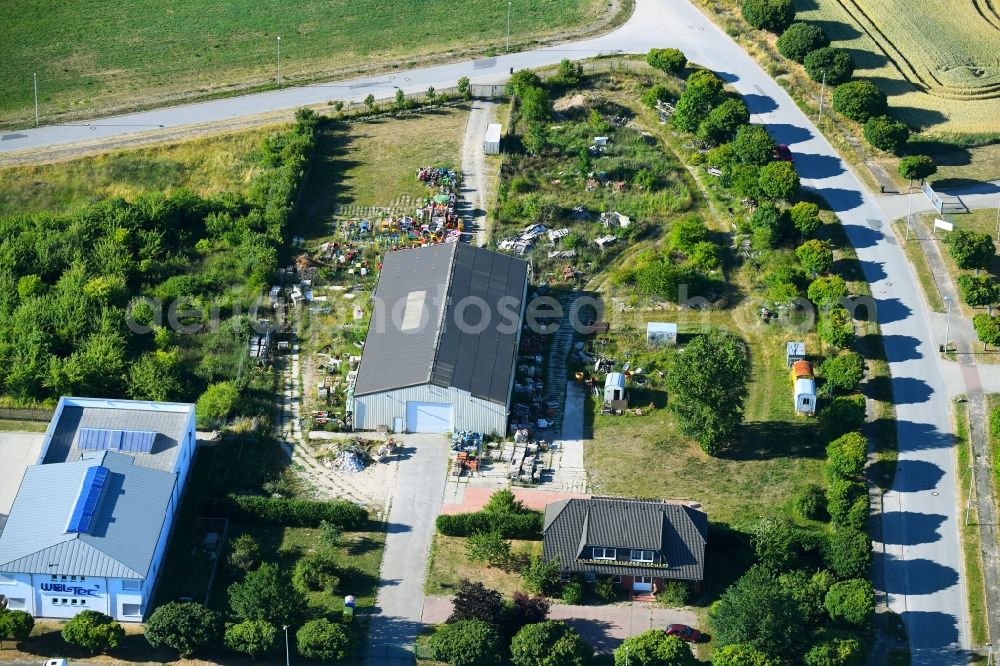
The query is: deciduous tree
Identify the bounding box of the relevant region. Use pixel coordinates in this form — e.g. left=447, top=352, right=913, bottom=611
left=863, top=116, right=909, bottom=153
left=144, top=602, right=222, bottom=658
left=647, top=48, right=687, bottom=73
left=898, top=155, right=936, bottom=183
left=741, top=0, right=795, bottom=33
left=228, top=563, right=305, bottom=626
left=776, top=22, right=828, bottom=62
left=822, top=352, right=864, bottom=393
left=224, top=620, right=276, bottom=659
left=295, top=618, right=350, bottom=661
left=824, top=579, right=874, bottom=626
left=614, top=630, right=696, bottom=666
left=804, top=48, right=854, bottom=85
left=448, top=581, right=506, bottom=626
left=831, top=81, right=887, bottom=123
left=61, top=611, right=125, bottom=654
left=708, top=565, right=807, bottom=658
left=666, top=329, right=751, bottom=454
left=943, top=228, right=995, bottom=272
left=510, top=621, right=592, bottom=666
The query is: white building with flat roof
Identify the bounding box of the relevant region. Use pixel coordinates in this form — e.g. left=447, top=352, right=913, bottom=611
left=0, top=397, right=196, bottom=621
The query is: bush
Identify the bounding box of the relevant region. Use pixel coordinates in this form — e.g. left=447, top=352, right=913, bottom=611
left=759, top=160, right=801, bottom=201
left=827, top=432, right=868, bottom=479
left=292, top=550, right=341, bottom=593
left=144, top=602, right=222, bottom=657
left=436, top=510, right=543, bottom=539
left=614, top=630, right=697, bottom=666
left=698, top=98, right=751, bottom=145
left=791, top=201, right=822, bottom=238
left=778, top=569, right=833, bottom=625
left=818, top=306, right=855, bottom=348
left=641, top=84, right=673, bottom=109
left=898, top=155, right=937, bottom=182
left=992, top=405, right=1000, bottom=441
left=509, top=592, right=551, bottom=634
left=228, top=563, right=306, bottom=626
left=831, top=81, right=887, bottom=123
left=777, top=22, right=828, bottom=62
left=827, top=477, right=867, bottom=527
left=958, top=274, right=1000, bottom=309
left=196, top=381, right=239, bottom=427
left=687, top=69, right=726, bottom=103
left=732, top=124, right=777, bottom=166
left=822, top=352, right=865, bottom=394
left=819, top=395, right=866, bottom=440
left=804, top=48, right=854, bottom=85
left=647, top=48, right=687, bottom=73
left=467, top=530, right=512, bottom=567
left=671, top=89, right=712, bottom=133
left=523, top=555, right=561, bottom=596
left=750, top=517, right=798, bottom=571
left=562, top=580, right=585, bottom=604
left=510, top=621, right=592, bottom=666
left=225, top=494, right=368, bottom=529
left=224, top=620, right=276, bottom=658
left=863, top=116, right=909, bottom=153
left=594, top=576, right=619, bottom=602
left=795, top=484, right=828, bottom=520
left=824, top=579, right=874, bottom=625
left=804, top=636, right=864, bottom=665
left=708, top=565, right=807, bottom=658
left=0, top=609, right=34, bottom=645
left=429, top=620, right=505, bottom=666
left=449, top=581, right=506, bottom=626
left=944, top=227, right=995, bottom=271
left=521, top=86, right=551, bottom=122
left=809, top=275, right=849, bottom=309
left=61, top=611, right=125, bottom=654
left=823, top=528, right=871, bottom=579
left=742, top=0, right=795, bottom=32
left=228, top=533, right=261, bottom=572
left=712, top=643, right=781, bottom=665
left=657, top=580, right=693, bottom=606
left=296, top=619, right=350, bottom=661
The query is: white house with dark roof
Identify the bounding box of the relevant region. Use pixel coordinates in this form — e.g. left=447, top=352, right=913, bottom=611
left=0, top=397, right=195, bottom=621
left=352, top=243, right=529, bottom=435
left=542, top=497, right=708, bottom=595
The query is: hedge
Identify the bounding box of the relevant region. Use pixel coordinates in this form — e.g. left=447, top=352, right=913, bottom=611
left=436, top=510, right=544, bottom=539
left=226, top=494, right=368, bottom=529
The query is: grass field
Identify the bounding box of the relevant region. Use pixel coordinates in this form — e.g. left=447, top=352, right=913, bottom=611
left=0, top=126, right=276, bottom=216
left=295, top=107, right=468, bottom=229
left=0, top=0, right=607, bottom=128
left=425, top=535, right=543, bottom=597
left=916, top=209, right=1000, bottom=318
left=792, top=0, right=1000, bottom=135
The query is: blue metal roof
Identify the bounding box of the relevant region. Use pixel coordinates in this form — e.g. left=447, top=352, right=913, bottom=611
left=66, top=465, right=109, bottom=534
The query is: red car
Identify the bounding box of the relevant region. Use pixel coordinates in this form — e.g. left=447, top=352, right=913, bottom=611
left=665, top=624, right=703, bottom=642
left=774, top=144, right=794, bottom=162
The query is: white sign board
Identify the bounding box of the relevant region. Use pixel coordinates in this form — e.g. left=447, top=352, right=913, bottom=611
left=934, top=218, right=954, bottom=232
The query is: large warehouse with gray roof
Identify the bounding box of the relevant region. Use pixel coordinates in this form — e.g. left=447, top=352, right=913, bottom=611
left=0, top=397, right=196, bottom=621
left=352, top=242, right=529, bottom=435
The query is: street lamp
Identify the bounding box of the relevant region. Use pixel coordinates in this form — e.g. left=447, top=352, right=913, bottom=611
left=276, top=36, right=282, bottom=85
left=816, top=70, right=827, bottom=125
left=506, top=1, right=512, bottom=52
left=282, top=625, right=290, bottom=666
left=33, top=73, right=39, bottom=126
left=905, top=183, right=913, bottom=242
left=944, top=296, right=952, bottom=353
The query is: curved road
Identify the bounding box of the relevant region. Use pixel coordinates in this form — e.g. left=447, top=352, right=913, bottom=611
left=3, top=2, right=973, bottom=662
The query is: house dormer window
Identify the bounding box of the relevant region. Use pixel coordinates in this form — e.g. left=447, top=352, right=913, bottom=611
left=630, top=550, right=655, bottom=562
left=592, top=547, right=616, bottom=560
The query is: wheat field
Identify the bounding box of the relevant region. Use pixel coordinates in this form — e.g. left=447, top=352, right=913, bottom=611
left=797, top=0, right=1000, bottom=134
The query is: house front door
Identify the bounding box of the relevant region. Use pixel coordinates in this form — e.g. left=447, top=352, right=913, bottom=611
left=633, top=576, right=653, bottom=592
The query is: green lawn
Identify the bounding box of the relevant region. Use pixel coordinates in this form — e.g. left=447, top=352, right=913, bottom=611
left=890, top=220, right=945, bottom=313
left=425, top=535, right=543, bottom=597
left=0, top=0, right=607, bottom=127
left=0, top=127, right=275, bottom=216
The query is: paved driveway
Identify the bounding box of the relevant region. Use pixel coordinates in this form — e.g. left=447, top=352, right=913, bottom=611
left=423, top=596, right=697, bottom=653
left=0, top=432, right=45, bottom=531
left=365, top=434, right=449, bottom=665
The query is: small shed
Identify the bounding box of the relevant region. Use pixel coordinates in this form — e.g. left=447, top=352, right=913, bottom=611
left=646, top=322, right=678, bottom=346
left=484, top=124, right=502, bottom=155
left=604, top=372, right=626, bottom=403
left=791, top=360, right=816, bottom=414
left=786, top=342, right=806, bottom=368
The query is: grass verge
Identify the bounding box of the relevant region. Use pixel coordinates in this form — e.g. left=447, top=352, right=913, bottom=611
left=954, top=399, right=990, bottom=646
left=0, top=419, right=48, bottom=433
left=890, top=221, right=946, bottom=313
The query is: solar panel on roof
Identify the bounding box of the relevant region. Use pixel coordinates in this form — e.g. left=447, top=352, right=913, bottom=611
left=77, top=428, right=156, bottom=453
left=66, top=465, right=110, bottom=534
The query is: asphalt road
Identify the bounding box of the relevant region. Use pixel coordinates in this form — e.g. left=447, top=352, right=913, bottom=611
left=2, top=1, right=973, bottom=661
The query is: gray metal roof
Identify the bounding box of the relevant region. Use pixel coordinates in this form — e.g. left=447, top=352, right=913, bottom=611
left=44, top=403, right=191, bottom=472
left=355, top=243, right=528, bottom=405
left=543, top=497, right=708, bottom=581
left=0, top=452, right=175, bottom=578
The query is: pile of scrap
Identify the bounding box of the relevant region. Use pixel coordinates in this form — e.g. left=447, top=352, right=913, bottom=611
left=451, top=431, right=483, bottom=452
left=416, top=166, right=459, bottom=188
left=507, top=444, right=541, bottom=484
left=498, top=224, right=548, bottom=257
left=451, top=450, right=479, bottom=476
left=328, top=445, right=367, bottom=473
left=601, top=211, right=631, bottom=229
left=374, top=438, right=397, bottom=462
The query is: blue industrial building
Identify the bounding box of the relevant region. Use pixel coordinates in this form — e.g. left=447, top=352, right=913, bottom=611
left=0, top=397, right=196, bottom=621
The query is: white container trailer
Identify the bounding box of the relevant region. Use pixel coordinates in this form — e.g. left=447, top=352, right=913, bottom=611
left=484, top=124, right=502, bottom=155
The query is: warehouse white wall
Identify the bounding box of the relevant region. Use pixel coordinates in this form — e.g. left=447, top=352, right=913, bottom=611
left=355, top=384, right=507, bottom=436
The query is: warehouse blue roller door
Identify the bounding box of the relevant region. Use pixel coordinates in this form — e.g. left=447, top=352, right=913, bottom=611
left=406, top=401, right=453, bottom=433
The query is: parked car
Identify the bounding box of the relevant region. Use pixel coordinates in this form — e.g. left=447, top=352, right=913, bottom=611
left=774, top=144, right=794, bottom=162
left=665, top=624, right=703, bottom=642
